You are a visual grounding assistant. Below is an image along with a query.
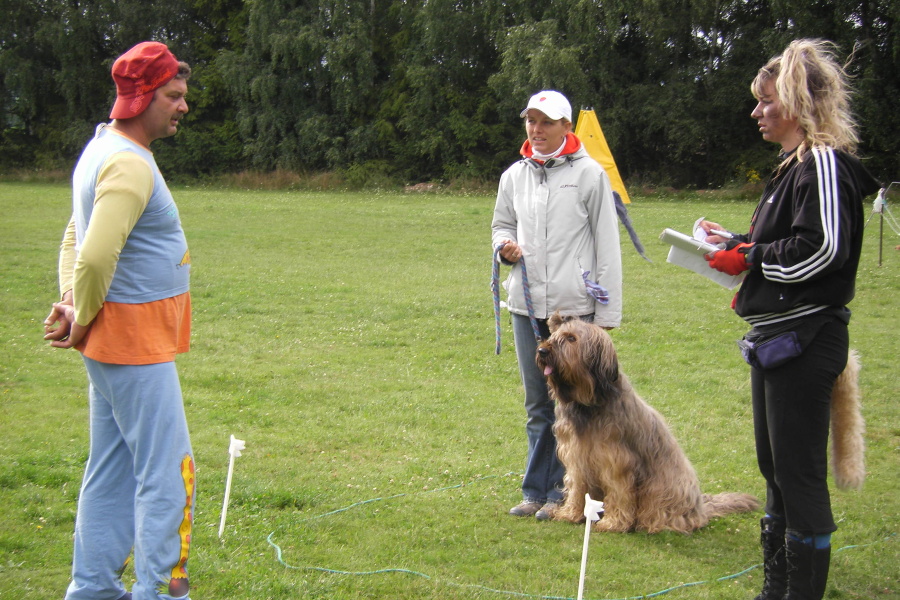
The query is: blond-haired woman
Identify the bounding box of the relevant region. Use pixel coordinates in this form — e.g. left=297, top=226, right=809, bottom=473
left=700, top=39, right=881, bottom=600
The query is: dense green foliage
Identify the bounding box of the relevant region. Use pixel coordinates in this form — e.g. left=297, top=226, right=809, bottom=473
left=1, top=0, right=898, bottom=186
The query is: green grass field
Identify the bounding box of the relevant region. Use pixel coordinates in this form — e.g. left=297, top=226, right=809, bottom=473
left=1, top=182, right=897, bottom=599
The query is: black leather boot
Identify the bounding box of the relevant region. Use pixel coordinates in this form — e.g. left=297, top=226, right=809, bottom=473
left=754, top=516, right=787, bottom=600
left=784, top=535, right=831, bottom=599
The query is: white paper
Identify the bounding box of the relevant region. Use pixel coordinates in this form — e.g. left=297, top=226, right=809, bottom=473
left=228, top=434, right=246, bottom=457
left=660, top=227, right=746, bottom=289
left=583, top=494, right=605, bottom=522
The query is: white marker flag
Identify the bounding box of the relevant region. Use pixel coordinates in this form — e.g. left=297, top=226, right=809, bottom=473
left=578, top=494, right=605, bottom=600
left=218, top=435, right=246, bottom=538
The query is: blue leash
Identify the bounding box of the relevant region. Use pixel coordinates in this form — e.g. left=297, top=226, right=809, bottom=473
left=493, top=243, right=542, bottom=354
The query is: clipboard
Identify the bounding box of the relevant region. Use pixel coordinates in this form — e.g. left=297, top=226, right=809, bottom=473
left=659, top=227, right=746, bottom=289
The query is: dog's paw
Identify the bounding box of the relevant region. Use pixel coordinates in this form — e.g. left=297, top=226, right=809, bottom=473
left=593, top=514, right=633, bottom=533
left=554, top=506, right=587, bottom=524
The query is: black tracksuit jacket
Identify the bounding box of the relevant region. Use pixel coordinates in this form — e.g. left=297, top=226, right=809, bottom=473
left=732, top=147, right=881, bottom=328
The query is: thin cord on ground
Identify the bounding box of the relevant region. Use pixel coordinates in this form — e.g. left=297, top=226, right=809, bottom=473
left=265, top=474, right=895, bottom=600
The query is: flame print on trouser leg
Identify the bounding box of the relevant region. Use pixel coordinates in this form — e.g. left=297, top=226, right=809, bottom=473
left=160, top=454, right=194, bottom=597
left=116, top=555, right=132, bottom=580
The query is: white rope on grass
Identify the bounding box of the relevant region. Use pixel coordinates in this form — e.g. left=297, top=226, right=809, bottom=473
left=264, top=473, right=896, bottom=600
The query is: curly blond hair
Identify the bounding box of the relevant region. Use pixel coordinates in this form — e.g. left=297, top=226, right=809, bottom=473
left=752, top=39, right=860, bottom=158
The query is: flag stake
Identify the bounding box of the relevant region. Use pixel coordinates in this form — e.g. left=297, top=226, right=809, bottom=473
left=218, top=434, right=246, bottom=538
left=577, top=493, right=605, bottom=600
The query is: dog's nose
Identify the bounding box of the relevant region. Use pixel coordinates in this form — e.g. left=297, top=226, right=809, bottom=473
left=537, top=346, right=548, bottom=356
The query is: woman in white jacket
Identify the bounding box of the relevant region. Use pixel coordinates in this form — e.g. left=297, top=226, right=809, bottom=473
left=492, top=90, right=622, bottom=520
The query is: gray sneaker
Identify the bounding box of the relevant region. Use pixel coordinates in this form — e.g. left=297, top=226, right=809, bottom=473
left=509, top=501, right=543, bottom=517
left=535, top=502, right=559, bottom=521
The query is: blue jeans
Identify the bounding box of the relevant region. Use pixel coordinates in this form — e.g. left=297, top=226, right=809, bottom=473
left=512, top=313, right=592, bottom=504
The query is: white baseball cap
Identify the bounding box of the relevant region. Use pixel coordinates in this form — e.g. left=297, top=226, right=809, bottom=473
left=520, top=90, right=572, bottom=122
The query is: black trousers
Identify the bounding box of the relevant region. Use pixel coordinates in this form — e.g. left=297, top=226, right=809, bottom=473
left=751, top=316, right=848, bottom=536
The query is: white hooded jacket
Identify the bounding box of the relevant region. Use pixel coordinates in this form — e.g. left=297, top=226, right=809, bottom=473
left=492, top=143, right=622, bottom=328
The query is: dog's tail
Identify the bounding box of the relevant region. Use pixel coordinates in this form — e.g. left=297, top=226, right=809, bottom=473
left=831, top=350, right=866, bottom=490
left=703, top=492, right=761, bottom=518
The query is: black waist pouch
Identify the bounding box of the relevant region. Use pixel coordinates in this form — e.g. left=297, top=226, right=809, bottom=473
left=738, top=331, right=802, bottom=370
left=737, top=309, right=848, bottom=370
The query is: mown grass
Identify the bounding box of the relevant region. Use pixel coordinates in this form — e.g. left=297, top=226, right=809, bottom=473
left=1, top=182, right=897, bottom=600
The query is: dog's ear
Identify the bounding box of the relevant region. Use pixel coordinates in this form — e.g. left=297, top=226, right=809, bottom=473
left=600, top=351, right=619, bottom=384
left=548, top=311, right=575, bottom=333
left=590, top=329, right=620, bottom=400
left=548, top=312, right=564, bottom=333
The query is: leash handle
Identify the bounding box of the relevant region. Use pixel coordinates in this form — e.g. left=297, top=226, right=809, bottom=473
left=492, top=243, right=542, bottom=355
left=492, top=245, right=503, bottom=354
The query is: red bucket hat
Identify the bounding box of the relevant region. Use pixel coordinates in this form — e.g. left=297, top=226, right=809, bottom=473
left=109, top=42, right=180, bottom=119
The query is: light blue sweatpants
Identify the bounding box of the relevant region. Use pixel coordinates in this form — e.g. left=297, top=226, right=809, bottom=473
left=66, top=357, right=194, bottom=600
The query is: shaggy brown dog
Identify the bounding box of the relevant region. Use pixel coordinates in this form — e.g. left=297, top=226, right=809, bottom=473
left=536, top=314, right=760, bottom=533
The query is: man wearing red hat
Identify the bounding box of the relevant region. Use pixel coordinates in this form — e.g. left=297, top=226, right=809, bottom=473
left=44, top=41, right=195, bottom=600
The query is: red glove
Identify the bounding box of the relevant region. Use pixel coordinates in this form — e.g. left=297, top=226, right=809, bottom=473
left=706, top=242, right=754, bottom=275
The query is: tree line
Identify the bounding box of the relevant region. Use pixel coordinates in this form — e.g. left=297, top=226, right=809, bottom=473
left=2, top=0, right=897, bottom=188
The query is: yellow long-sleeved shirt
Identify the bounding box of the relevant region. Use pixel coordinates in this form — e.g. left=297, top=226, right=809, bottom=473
left=59, top=150, right=153, bottom=325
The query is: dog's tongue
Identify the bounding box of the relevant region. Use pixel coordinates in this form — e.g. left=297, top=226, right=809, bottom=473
left=544, top=366, right=553, bottom=376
